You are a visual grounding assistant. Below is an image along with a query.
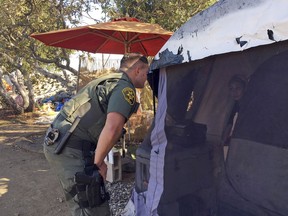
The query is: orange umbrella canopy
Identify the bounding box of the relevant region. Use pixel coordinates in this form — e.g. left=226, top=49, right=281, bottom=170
left=31, top=17, right=173, bottom=56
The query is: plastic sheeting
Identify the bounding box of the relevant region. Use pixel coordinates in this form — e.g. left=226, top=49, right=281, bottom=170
left=151, top=0, right=288, bottom=70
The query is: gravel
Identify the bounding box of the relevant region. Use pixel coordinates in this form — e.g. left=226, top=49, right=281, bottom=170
left=107, top=179, right=135, bottom=216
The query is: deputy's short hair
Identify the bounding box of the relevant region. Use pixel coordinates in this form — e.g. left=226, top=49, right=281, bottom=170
left=120, top=53, right=148, bottom=71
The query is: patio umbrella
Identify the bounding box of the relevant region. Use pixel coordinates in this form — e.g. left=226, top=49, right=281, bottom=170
left=30, top=17, right=173, bottom=56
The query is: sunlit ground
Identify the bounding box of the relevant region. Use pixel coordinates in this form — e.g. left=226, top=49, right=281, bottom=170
left=0, top=178, right=10, bottom=197
left=0, top=119, right=49, bottom=146
left=35, top=170, right=48, bottom=172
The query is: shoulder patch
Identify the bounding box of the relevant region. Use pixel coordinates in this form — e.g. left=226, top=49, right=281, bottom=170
left=122, top=87, right=135, bottom=105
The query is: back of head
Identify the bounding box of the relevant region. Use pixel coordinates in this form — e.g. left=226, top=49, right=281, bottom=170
left=120, top=53, right=148, bottom=73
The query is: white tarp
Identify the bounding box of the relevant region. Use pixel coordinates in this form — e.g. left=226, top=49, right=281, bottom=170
left=151, top=0, right=288, bottom=70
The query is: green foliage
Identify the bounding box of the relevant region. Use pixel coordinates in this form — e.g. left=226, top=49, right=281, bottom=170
left=0, top=0, right=98, bottom=113
left=0, top=0, right=217, bottom=114
left=105, top=0, right=217, bottom=31
left=0, top=0, right=87, bottom=75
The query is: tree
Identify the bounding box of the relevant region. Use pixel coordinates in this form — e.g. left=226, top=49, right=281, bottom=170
left=0, top=0, right=100, bottom=114
left=105, top=0, right=217, bottom=31
left=0, top=0, right=217, bottom=115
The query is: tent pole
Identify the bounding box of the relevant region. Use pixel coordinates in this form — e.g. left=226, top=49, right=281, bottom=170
left=152, top=72, right=156, bottom=116
left=153, top=93, right=156, bottom=116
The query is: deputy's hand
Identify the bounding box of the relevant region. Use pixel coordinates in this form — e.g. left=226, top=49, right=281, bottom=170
left=96, top=162, right=107, bottom=180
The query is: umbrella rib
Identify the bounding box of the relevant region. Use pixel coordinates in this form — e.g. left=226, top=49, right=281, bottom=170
left=129, top=35, right=168, bottom=56
left=123, top=32, right=148, bottom=55
left=119, top=32, right=138, bottom=53
left=90, top=30, right=127, bottom=53
left=137, top=42, right=149, bottom=56
left=131, top=35, right=167, bottom=44
left=94, top=38, right=110, bottom=53
left=49, top=32, right=89, bottom=45
left=91, top=30, right=124, bottom=43
left=127, top=33, right=141, bottom=44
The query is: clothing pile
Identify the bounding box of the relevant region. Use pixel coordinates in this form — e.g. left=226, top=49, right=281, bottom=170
left=37, top=91, right=72, bottom=112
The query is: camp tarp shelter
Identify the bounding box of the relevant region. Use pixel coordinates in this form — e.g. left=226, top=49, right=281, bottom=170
left=127, top=0, right=288, bottom=216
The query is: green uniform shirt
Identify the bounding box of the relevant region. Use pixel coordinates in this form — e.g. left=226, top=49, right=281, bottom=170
left=56, top=72, right=138, bottom=144
left=107, top=75, right=137, bottom=118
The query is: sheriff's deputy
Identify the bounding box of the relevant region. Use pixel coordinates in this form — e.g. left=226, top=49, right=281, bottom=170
left=43, top=53, right=149, bottom=216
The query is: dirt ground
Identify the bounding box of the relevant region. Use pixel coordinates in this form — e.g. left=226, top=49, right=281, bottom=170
left=0, top=110, right=71, bottom=216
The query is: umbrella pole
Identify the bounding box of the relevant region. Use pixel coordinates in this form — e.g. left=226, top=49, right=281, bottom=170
left=124, top=44, right=132, bottom=142
left=125, top=43, right=130, bottom=54
left=76, top=55, right=82, bottom=93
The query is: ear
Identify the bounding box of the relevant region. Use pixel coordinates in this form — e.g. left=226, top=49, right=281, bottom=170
left=135, top=66, right=140, bottom=76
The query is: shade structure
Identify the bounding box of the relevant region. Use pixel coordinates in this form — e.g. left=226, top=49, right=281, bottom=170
left=30, top=17, right=172, bottom=56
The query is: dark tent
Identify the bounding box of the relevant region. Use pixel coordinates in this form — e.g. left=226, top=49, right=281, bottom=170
left=124, top=0, right=288, bottom=215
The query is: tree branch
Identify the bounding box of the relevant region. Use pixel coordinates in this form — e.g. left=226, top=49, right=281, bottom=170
left=35, top=66, right=75, bottom=92
left=30, top=45, right=78, bottom=75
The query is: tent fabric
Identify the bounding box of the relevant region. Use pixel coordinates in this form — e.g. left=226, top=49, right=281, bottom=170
left=132, top=68, right=168, bottom=216
left=131, top=43, right=288, bottom=215
left=226, top=139, right=288, bottom=216
left=220, top=51, right=288, bottom=215
left=150, top=0, right=288, bottom=70
left=129, top=0, right=288, bottom=215
left=146, top=68, right=167, bottom=215
left=234, top=50, right=288, bottom=148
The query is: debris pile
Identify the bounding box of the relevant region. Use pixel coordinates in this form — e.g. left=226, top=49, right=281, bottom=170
left=36, top=90, right=73, bottom=112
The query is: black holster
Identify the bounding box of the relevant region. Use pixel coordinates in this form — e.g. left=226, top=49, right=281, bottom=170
left=75, top=168, right=110, bottom=208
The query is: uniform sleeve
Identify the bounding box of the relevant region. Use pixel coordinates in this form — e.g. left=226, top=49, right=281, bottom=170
left=107, top=82, right=136, bottom=120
